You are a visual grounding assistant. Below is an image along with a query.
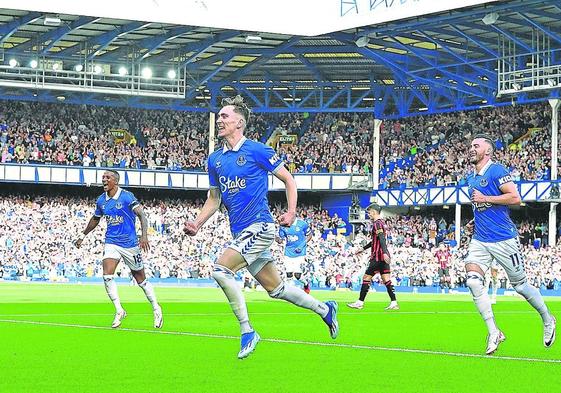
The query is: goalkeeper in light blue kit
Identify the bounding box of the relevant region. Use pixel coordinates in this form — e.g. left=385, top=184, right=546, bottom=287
left=277, top=214, right=312, bottom=290
left=465, top=134, right=555, bottom=355
left=184, top=96, right=338, bottom=359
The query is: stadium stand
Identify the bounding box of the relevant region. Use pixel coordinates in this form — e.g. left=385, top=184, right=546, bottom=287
left=1, top=193, right=558, bottom=290
left=2, top=100, right=558, bottom=185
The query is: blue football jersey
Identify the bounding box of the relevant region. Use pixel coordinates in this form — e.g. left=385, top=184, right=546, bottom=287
left=94, top=188, right=140, bottom=248
left=279, top=218, right=311, bottom=257
left=208, top=137, right=284, bottom=234
left=467, top=161, right=518, bottom=242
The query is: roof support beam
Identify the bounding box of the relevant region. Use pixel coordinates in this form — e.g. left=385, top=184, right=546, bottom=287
left=56, top=21, right=147, bottom=59
left=415, top=30, right=495, bottom=80
left=147, top=30, right=239, bottom=66
left=100, top=26, right=195, bottom=62
left=445, top=25, right=498, bottom=58
left=40, top=17, right=99, bottom=55
left=518, top=13, right=561, bottom=46
left=222, top=36, right=302, bottom=82
left=0, top=12, right=42, bottom=45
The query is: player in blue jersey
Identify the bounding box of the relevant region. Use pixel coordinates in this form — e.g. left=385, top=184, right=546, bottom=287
left=465, top=134, right=555, bottom=355
left=276, top=213, right=312, bottom=290
left=184, top=96, right=338, bottom=359
left=75, top=170, right=163, bottom=329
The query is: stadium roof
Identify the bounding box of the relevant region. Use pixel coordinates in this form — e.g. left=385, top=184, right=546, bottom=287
left=0, top=0, right=560, bottom=116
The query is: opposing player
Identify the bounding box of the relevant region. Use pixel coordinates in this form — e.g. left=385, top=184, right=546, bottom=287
left=184, top=96, right=338, bottom=359
left=465, top=134, right=555, bottom=355
left=75, top=170, right=163, bottom=329
left=435, top=243, right=452, bottom=290
left=348, top=203, right=398, bottom=310
left=276, top=212, right=312, bottom=288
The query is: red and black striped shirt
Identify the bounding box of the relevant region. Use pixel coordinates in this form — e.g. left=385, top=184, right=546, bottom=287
left=370, top=219, right=387, bottom=261
left=435, top=250, right=451, bottom=269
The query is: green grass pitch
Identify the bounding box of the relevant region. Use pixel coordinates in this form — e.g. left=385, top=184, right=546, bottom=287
left=1, top=282, right=560, bottom=392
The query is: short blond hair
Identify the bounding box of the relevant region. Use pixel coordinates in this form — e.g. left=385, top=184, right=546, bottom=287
left=221, top=95, right=251, bottom=126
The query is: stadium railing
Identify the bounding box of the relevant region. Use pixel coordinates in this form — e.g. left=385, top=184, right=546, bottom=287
left=0, top=162, right=368, bottom=191
left=1, top=163, right=559, bottom=206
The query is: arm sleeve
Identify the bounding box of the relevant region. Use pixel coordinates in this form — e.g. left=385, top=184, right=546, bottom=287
left=375, top=222, right=390, bottom=255
left=128, top=192, right=140, bottom=210
left=304, top=221, right=311, bottom=236
left=208, top=156, right=219, bottom=189
left=378, top=233, right=390, bottom=255
left=363, top=241, right=372, bottom=251
left=493, top=165, right=513, bottom=189
left=254, top=143, right=284, bottom=173
left=94, top=199, right=103, bottom=217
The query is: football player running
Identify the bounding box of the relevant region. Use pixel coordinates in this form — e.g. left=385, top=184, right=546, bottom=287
left=75, top=170, right=163, bottom=329
left=276, top=211, right=312, bottom=289
left=184, top=96, right=338, bottom=359
left=464, top=134, right=555, bottom=355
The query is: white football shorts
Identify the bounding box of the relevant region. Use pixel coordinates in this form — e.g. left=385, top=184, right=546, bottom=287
left=464, top=237, right=526, bottom=285
left=283, top=255, right=305, bottom=274
left=103, top=243, right=144, bottom=271
left=228, top=222, right=276, bottom=276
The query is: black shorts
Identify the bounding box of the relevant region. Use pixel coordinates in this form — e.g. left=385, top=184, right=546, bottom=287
left=439, top=268, right=450, bottom=277
left=365, top=260, right=391, bottom=276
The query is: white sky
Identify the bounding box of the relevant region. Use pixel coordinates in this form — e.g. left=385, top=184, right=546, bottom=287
left=3, top=0, right=498, bottom=36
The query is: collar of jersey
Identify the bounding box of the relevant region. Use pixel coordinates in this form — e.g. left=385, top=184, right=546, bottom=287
left=222, top=136, right=247, bottom=153
left=105, top=187, right=122, bottom=201
left=477, top=160, right=493, bottom=176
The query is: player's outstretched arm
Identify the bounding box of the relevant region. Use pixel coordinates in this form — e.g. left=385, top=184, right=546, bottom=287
left=273, top=166, right=297, bottom=227
left=74, top=216, right=101, bottom=248
left=184, top=188, right=221, bottom=236
left=133, top=205, right=150, bottom=252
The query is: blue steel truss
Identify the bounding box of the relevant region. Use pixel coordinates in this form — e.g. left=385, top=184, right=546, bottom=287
left=55, top=21, right=147, bottom=59
left=147, top=30, right=241, bottom=67
left=4, top=16, right=98, bottom=55
left=1, top=0, right=560, bottom=116
left=0, top=12, right=42, bottom=44
left=100, top=25, right=195, bottom=62
left=374, top=180, right=561, bottom=207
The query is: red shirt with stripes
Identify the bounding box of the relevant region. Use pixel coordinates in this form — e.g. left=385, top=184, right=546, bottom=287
left=370, top=219, right=387, bottom=261
left=435, top=250, right=451, bottom=269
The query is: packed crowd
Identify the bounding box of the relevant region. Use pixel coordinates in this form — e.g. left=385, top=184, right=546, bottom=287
left=1, top=194, right=559, bottom=291
left=1, top=100, right=559, bottom=187
left=0, top=194, right=347, bottom=283
left=280, top=113, right=373, bottom=174
left=380, top=103, right=555, bottom=187
left=309, top=217, right=561, bottom=291
left=0, top=100, right=210, bottom=171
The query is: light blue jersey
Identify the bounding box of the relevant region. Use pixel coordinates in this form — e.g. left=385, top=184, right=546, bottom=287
left=208, top=136, right=284, bottom=234
left=94, top=187, right=140, bottom=248
left=279, top=218, right=311, bottom=258
left=467, top=161, right=518, bottom=243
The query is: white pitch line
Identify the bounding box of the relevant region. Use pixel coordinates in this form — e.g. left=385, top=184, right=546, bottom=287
left=0, top=310, right=538, bottom=317
left=0, top=318, right=559, bottom=364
